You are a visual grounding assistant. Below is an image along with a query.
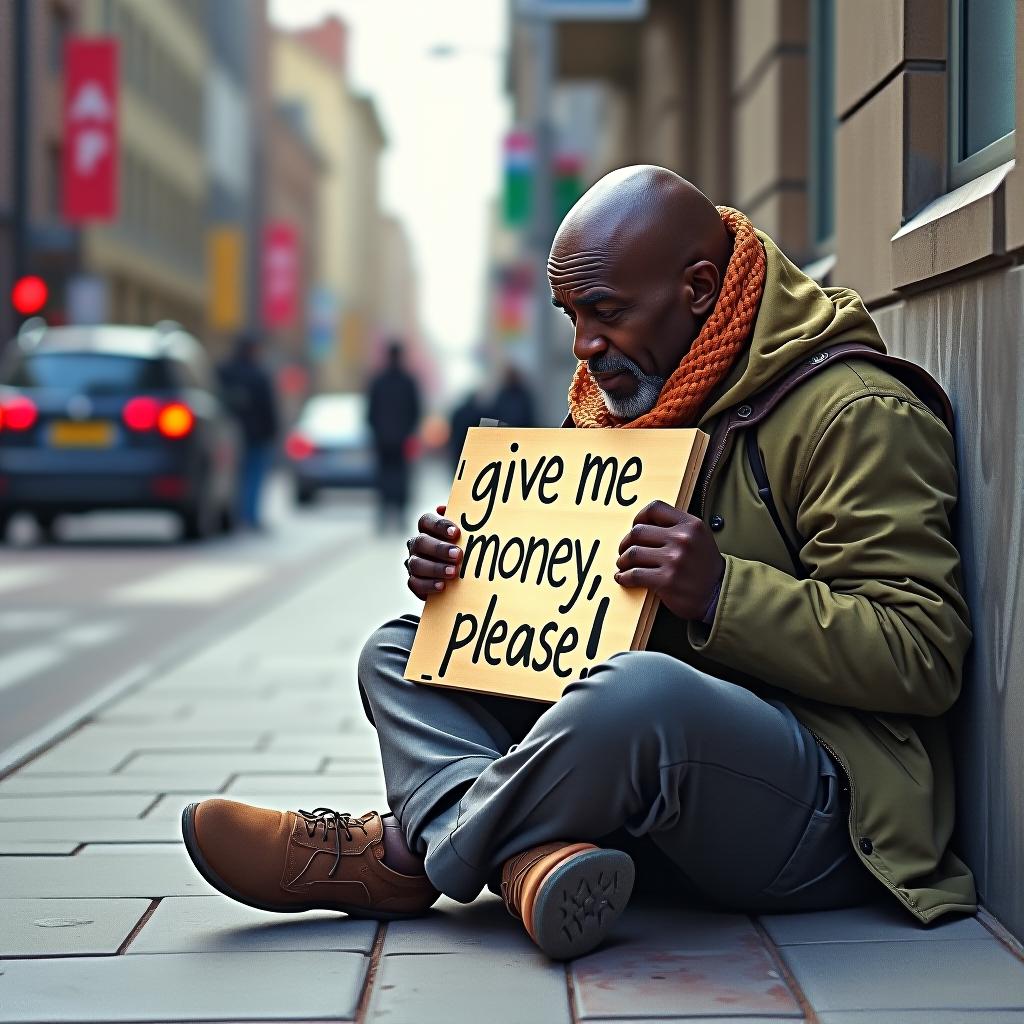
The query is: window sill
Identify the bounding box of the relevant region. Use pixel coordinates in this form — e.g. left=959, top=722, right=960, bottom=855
left=890, top=159, right=1015, bottom=289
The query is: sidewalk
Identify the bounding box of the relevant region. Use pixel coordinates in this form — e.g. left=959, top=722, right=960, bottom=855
left=2, top=536, right=1024, bottom=1023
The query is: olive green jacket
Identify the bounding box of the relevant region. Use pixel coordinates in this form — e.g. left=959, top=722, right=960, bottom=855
left=647, top=231, right=975, bottom=922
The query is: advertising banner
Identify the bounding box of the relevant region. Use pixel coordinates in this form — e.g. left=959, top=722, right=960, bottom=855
left=262, top=221, right=299, bottom=329
left=63, top=38, right=119, bottom=222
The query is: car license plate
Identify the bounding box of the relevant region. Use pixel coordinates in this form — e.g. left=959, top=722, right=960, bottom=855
left=50, top=421, right=115, bottom=448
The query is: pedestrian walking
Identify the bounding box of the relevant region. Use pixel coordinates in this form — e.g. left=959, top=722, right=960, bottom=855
left=367, top=340, right=422, bottom=532
left=489, top=365, right=536, bottom=427
left=218, top=332, right=280, bottom=531
left=447, top=387, right=487, bottom=473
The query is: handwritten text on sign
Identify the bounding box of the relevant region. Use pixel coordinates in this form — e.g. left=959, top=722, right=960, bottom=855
left=406, top=427, right=707, bottom=702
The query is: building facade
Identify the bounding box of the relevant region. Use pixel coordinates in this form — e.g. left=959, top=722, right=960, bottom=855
left=507, top=0, right=1024, bottom=940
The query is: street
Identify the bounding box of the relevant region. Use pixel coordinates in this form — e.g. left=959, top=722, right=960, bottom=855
left=0, top=471, right=427, bottom=759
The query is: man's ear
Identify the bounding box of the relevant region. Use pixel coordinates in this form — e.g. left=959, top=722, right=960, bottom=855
left=682, top=260, right=721, bottom=318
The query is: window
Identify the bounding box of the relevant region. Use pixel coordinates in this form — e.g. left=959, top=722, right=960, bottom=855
left=808, top=0, right=836, bottom=251
left=950, top=0, right=1016, bottom=187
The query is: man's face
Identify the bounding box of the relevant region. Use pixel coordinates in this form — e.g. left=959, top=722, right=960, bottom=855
left=548, top=240, right=702, bottom=421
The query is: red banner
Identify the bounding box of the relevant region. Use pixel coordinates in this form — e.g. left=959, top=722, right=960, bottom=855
left=63, top=38, right=119, bottom=222
left=262, top=222, right=300, bottom=329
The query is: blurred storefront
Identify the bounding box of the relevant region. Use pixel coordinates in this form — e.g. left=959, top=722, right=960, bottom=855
left=506, top=0, right=1024, bottom=944
left=272, top=18, right=386, bottom=394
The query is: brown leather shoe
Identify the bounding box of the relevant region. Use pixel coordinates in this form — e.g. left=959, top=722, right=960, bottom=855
left=182, top=799, right=439, bottom=919
left=501, top=841, right=634, bottom=960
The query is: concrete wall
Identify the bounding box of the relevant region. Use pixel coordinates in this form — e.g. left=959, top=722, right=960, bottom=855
left=873, top=266, right=1024, bottom=940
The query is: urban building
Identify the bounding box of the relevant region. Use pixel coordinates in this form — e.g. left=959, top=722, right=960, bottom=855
left=506, top=0, right=1024, bottom=942
left=265, top=101, right=324, bottom=374
left=75, top=0, right=208, bottom=332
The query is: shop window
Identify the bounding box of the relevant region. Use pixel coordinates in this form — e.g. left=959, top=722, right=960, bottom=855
left=950, top=0, right=1016, bottom=187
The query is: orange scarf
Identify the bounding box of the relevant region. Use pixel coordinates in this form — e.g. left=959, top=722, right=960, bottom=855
left=567, top=206, right=765, bottom=429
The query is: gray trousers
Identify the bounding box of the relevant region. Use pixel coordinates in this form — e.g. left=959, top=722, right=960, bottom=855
left=358, top=614, right=878, bottom=910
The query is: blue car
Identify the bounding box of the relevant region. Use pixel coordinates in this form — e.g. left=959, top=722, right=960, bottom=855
left=0, top=320, right=241, bottom=542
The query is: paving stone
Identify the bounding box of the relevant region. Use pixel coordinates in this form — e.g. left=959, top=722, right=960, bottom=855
left=117, top=752, right=324, bottom=775
left=0, top=773, right=233, bottom=795
left=71, top=725, right=262, bottom=751
left=593, top=1020, right=798, bottom=1024
left=0, top=817, right=184, bottom=844
left=0, top=850, right=204, bottom=898
left=18, top=745, right=134, bottom=775
left=571, top=943, right=801, bottom=1019
left=0, top=898, right=150, bottom=956
left=607, top=904, right=766, bottom=953
left=781, top=938, right=1024, bottom=1011
left=0, top=951, right=367, bottom=1022
left=760, top=901, right=991, bottom=945
left=819, top=1013, right=1024, bottom=1023
left=144, top=790, right=387, bottom=819
left=93, top=698, right=195, bottom=724
left=0, top=841, right=79, bottom=854
left=129, top=895, right=377, bottom=954
left=0, top=795, right=154, bottom=821
left=264, top=732, right=379, bottom=753
left=368, top=952, right=570, bottom=1024
left=385, top=893, right=539, bottom=955
left=223, top=770, right=380, bottom=793
left=78, top=843, right=182, bottom=855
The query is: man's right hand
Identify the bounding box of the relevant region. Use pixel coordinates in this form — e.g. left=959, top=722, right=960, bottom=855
left=405, top=504, right=463, bottom=601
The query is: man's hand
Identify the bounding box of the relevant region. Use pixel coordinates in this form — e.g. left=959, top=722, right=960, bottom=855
left=615, top=500, right=725, bottom=621
left=405, top=504, right=463, bottom=601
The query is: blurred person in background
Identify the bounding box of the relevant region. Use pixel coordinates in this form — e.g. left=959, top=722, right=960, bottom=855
left=367, top=340, right=421, bottom=532
left=447, top=386, right=487, bottom=473
left=218, top=332, right=280, bottom=531
left=490, top=364, right=536, bottom=428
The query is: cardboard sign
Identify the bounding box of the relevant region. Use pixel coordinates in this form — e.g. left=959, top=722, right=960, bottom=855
left=406, top=426, right=708, bottom=703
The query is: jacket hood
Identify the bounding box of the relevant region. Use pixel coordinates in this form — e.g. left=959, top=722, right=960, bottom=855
left=698, top=229, right=886, bottom=425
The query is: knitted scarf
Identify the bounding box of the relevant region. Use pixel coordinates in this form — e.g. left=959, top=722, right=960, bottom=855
left=567, top=206, right=766, bottom=429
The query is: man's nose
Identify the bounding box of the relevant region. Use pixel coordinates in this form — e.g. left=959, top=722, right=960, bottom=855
left=573, top=327, right=607, bottom=363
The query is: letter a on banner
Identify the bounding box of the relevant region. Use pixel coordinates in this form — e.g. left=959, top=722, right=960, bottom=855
left=63, top=38, right=119, bottom=222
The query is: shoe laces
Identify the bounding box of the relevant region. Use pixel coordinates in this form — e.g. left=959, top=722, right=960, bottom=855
left=297, top=807, right=368, bottom=878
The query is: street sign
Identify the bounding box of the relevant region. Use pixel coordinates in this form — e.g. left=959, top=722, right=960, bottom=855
left=516, top=0, right=647, bottom=19
left=63, top=38, right=119, bottom=222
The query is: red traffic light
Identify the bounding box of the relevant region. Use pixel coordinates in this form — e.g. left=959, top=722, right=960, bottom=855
left=11, top=276, right=48, bottom=315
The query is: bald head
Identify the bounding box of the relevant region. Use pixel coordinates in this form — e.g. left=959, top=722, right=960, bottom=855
left=551, top=166, right=731, bottom=282
left=548, top=166, right=734, bottom=421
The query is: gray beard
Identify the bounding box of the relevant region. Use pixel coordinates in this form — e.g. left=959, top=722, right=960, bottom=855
left=588, top=351, right=667, bottom=421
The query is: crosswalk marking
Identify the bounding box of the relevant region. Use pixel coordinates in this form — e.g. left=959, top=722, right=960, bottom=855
left=107, top=564, right=266, bottom=605
left=62, top=621, right=124, bottom=647
left=0, top=609, right=72, bottom=631
left=0, top=567, right=55, bottom=595
left=0, top=646, right=65, bottom=693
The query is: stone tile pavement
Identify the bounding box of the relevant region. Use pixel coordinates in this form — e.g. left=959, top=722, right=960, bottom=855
left=2, top=538, right=1024, bottom=1023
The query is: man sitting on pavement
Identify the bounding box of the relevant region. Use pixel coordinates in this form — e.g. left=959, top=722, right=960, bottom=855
left=182, top=166, right=975, bottom=961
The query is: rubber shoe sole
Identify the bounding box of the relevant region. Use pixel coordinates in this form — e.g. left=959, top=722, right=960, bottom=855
left=530, top=847, right=635, bottom=960
left=180, top=802, right=425, bottom=921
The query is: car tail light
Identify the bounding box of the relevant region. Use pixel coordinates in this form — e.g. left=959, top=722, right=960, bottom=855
left=157, top=403, right=194, bottom=439
left=122, top=396, right=161, bottom=431
left=0, top=395, right=38, bottom=431
left=285, top=432, right=315, bottom=460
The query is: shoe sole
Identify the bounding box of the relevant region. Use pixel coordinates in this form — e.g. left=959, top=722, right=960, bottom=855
left=530, top=847, right=635, bottom=961
left=180, top=802, right=426, bottom=921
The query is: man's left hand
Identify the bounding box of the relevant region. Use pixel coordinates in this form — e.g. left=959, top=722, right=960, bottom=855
left=615, top=500, right=725, bottom=621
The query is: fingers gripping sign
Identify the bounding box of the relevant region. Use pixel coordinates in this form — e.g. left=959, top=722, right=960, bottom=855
left=614, top=500, right=725, bottom=622
left=405, top=504, right=464, bottom=601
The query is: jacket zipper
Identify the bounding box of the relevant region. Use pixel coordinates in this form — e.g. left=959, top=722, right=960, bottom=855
left=808, top=729, right=918, bottom=911
left=698, top=428, right=730, bottom=516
